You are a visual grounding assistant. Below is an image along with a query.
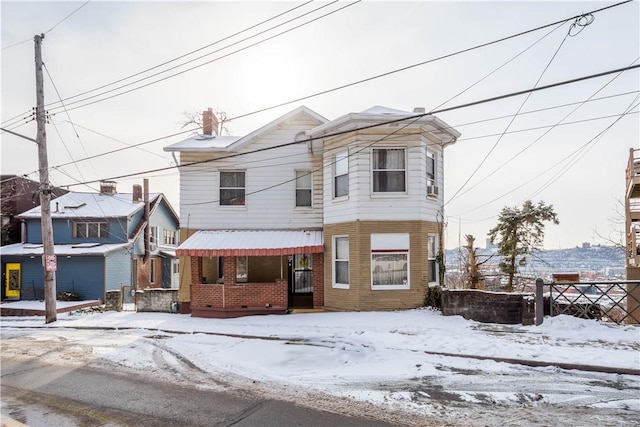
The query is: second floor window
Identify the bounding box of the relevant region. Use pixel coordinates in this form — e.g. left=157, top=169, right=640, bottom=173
left=295, top=171, right=312, bottom=207
left=163, top=229, right=177, bottom=245
left=426, top=151, right=435, bottom=187
left=334, top=151, right=349, bottom=198
left=372, top=148, right=406, bottom=192
left=74, top=221, right=108, bottom=238
left=220, top=171, right=245, bottom=205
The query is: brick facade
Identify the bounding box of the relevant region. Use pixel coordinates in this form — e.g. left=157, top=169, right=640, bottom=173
left=324, top=220, right=439, bottom=311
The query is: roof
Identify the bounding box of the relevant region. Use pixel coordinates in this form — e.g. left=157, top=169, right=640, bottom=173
left=0, top=242, right=130, bottom=256
left=176, top=230, right=324, bottom=257
left=18, top=191, right=161, bottom=219
left=164, top=105, right=327, bottom=153
left=306, top=105, right=461, bottom=144
left=163, top=134, right=242, bottom=152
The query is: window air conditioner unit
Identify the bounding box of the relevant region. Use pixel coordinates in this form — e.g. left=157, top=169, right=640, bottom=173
left=427, top=185, right=439, bottom=197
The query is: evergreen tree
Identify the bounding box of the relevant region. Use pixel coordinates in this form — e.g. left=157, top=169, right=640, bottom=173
left=488, top=200, right=559, bottom=291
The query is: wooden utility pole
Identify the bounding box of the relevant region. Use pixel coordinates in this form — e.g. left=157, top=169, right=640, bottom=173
left=35, top=33, right=57, bottom=323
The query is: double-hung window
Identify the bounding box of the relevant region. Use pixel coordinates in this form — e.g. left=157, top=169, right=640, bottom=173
left=333, top=236, right=349, bottom=288
left=220, top=171, right=246, bottom=205
left=371, top=233, right=410, bottom=290
left=428, top=234, right=439, bottom=284
left=163, top=229, right=177, bottom=245
left=426, top=151, right=436, bottom=187
left=74, top=221, right=109, bottom=238
left=372, top=148, right=406, bottom=193
left=334, top=151, right=349, bottom=198
left=295, top=170, right=312, bottom=207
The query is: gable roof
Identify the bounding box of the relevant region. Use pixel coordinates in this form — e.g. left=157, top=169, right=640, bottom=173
left=164, top=105, right=327, bottom=153
left=18, top=191, right=161, bottom=219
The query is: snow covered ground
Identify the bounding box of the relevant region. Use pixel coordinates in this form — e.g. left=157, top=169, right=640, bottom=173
left=1, top=305, right=639, bottom=426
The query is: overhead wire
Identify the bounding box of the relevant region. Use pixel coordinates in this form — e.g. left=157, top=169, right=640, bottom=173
left=20, top=1, right=361, bottom=117
left=446, top=13, right=581, bottom=206
left=0, top=1, right=91, bottom=51
left=1, top=0, right=631, bottom=129
left=56, top=63, right=639, bottom=188
left=451, top=56, right=638, bottom=198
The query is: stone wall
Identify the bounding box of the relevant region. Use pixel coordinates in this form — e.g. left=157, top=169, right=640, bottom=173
left=105, top=290, right=122, bottom=311
left=441, top=289, right=535, bottom=325
left=136, top=288, right=179, bottom=313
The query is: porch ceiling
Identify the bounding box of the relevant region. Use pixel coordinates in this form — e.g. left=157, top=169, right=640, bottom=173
left=176, top=230, right=324, bottom=257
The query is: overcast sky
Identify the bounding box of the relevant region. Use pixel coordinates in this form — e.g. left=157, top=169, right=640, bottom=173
left=2, top=1, right=638, bottom=249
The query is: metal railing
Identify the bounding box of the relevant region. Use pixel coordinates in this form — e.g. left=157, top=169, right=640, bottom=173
left=535, top=279, right=640, bottom=325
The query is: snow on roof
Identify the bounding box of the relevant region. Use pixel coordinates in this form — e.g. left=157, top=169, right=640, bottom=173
left=164, top=106, right=327, bottom=153
left=18, top=191, right=160, bottom=219
left=177, top=229, right=324, bottom=256
left=360, top=105, right=412, bottom=115
left=163, top=134, right=242, bottom=152
left=0, top=242, right=130, bottom=256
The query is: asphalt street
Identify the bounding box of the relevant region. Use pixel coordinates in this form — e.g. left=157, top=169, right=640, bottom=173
left=1, top=358, right=396, bottom=427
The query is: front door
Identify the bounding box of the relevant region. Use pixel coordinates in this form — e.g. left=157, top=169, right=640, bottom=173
left=4, top=263, right=21, bottom=300
left=171, top=259, right=179, bottom=289
left=288, top=254, right=313, bottom=308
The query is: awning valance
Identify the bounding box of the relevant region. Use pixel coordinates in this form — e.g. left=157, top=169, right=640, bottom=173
left=176, top=230, right=324, bottom=257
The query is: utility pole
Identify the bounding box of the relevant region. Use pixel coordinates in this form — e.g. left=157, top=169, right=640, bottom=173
left=35, top=33, right=57, bottom=323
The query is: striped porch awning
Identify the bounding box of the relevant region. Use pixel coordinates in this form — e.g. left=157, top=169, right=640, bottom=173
left=176, top=230, right=324, bottom=257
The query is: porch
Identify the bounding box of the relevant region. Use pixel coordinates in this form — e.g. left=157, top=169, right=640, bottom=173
left=177, top=230, right=324, bottom=318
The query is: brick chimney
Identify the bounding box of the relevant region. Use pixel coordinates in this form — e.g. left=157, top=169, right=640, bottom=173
left=202, top=107, right=219, bottom=136
left=132, top=184, right=143, bottom=203
left=100, top=181, right=117, bottom=195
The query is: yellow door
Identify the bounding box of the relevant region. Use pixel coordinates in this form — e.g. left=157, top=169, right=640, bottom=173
left=5, top=263, right=21, bottom=299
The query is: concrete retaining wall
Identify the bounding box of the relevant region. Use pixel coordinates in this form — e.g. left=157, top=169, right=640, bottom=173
left=136, top=288, right=179, bottom=313
left=441, top=289, right=535, bottom=325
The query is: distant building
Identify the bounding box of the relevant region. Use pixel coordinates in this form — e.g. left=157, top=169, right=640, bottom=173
left=1, top=175, right=68, bottom=246
left=582, top=242, right=591, bottom=249
left=485, top=238, right=496, bottom=250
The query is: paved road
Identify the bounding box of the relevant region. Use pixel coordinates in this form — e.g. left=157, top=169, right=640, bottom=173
left=1, top=358, right=395, bottom=427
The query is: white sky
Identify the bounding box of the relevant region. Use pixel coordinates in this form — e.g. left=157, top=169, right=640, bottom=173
left=1, top=1, right=638, bottom=249
left=1, top=306, right=639, bottom=425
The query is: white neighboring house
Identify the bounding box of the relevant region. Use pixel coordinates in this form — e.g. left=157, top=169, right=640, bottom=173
left=164, top=105, right=459, bottom=317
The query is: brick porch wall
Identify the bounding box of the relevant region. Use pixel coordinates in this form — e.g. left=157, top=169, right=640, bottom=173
left=313, top=252, right=324, bottom=307
left=191, top=281, right=287, bottom=309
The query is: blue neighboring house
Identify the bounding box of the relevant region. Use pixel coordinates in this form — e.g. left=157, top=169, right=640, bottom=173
left=0, top=181, right=180, bottom=302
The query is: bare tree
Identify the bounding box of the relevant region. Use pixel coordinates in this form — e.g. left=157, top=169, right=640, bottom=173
left=180, top=108, right=231, bottom=136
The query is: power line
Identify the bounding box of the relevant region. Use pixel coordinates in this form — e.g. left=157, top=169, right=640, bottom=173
left=58, top=63, right=640, bottom=188
left=0, top=0, right=338, bottom=125
left=17, top=1, right=361, bottom=118
left=1, top=1, right=91, bottom=51
left=2, top=0, right=631, bottom=128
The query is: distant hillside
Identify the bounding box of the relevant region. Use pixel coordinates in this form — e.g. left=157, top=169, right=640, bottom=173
left=445, top=245, right=625, bottom=281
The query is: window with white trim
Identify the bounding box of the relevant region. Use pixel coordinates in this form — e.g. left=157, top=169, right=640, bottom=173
left=150, top=226, right=159, bottom=246
left=428, top=234, right=439, bottom=284
left=295, top=170, right=312, bottom=207
left=427, top=151, right=436, bottom=187
left=74, top=221, right=109, bottom=238
left=371, top=233, right=410, bottom=290
left=333, top=236, right=349, bottom=288
left=220, top=171, right=246, bottom=205
left=334, top=151, right=349, bottom=198
left=372, top=148, right=406, bottom=192
left=163, top=229, right=177, bottom=245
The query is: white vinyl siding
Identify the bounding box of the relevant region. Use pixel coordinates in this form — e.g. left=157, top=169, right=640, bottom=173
left=178, top=116, right=324, bottom=230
